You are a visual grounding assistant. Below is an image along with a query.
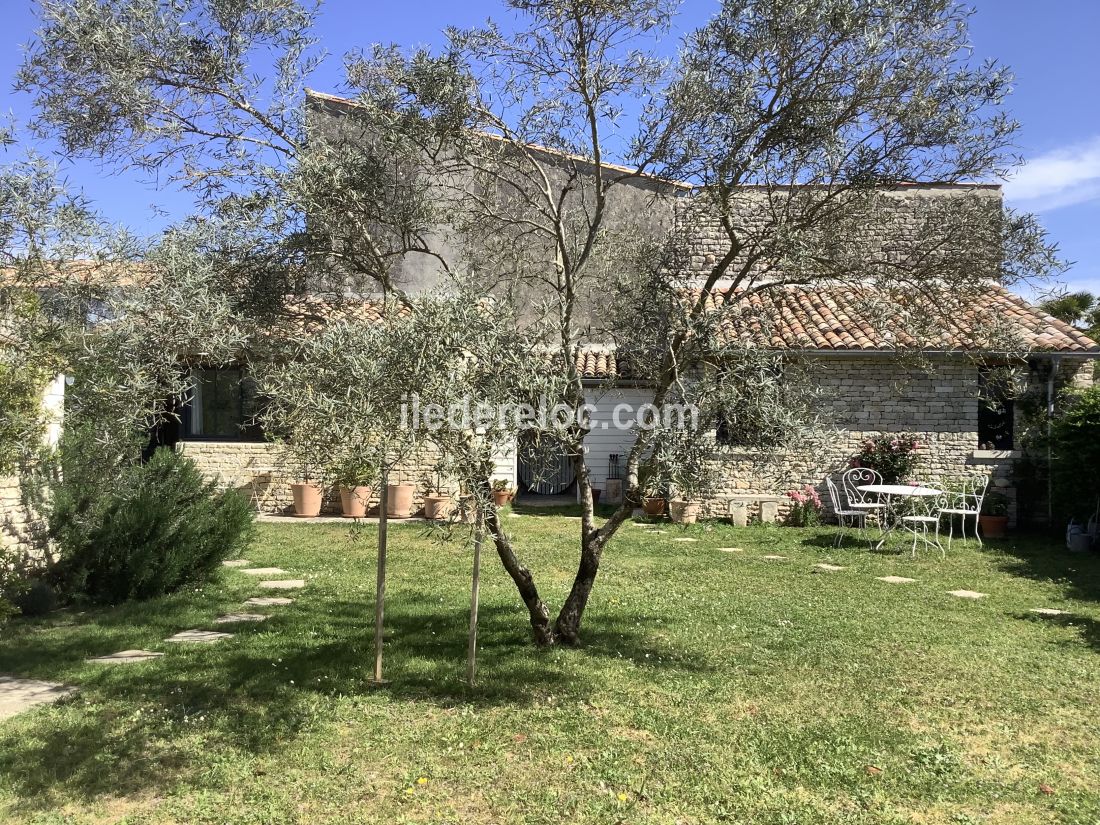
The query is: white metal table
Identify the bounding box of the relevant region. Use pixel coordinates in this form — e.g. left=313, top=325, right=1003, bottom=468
left=858, top=484, right=943, bottom=551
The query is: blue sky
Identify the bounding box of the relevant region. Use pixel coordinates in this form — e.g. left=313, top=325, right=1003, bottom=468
left=3, top=0, right=1099, bottom=300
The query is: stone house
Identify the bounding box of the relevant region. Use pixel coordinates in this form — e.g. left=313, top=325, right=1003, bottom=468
left=158, top=92, right=1100, bottom=519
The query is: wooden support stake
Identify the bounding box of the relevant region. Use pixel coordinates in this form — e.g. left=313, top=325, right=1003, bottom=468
left=373, top=472, right=389, bottom=684
left=466, top=518, right=484, bottom=687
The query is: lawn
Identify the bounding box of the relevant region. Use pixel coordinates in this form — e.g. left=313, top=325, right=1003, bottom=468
left=1, top=513, right=1099, bottom=824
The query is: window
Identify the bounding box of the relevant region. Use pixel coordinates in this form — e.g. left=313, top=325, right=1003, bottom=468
left=978, top=369, right=1014, bottom=450
left=182, top=367, right=262, bottom=440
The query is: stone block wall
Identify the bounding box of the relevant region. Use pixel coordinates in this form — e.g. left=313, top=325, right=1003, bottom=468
left=697, top=354, right=1095, bottom=525
left=1, top=375, right=65, bottom=555
left=178, top=440, right=450, bottom=516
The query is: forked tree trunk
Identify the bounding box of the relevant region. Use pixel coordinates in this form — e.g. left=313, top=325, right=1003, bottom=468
left=481, top=482, right=556, bottom=646
left=554, top=534, right=601, bottom=644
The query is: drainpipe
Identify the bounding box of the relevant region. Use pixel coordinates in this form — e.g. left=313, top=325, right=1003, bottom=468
left=1047, top=355, right=1062, bottom=526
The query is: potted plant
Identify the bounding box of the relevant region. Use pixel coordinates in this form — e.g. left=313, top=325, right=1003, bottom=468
left=279, top=435, right=328, bottom=518
left=387, top=479, right=416, bottom=519
left=639, top=471, right=668, bottom=516
left=491, top=479, right=514, bottom=507
left=421, top=468, right=453, bottom=521
left=979, top=492, right=1009, bottom=538
left=669, top=499, right=701, bottom=524
left=335, top=454, right=378, bottom=519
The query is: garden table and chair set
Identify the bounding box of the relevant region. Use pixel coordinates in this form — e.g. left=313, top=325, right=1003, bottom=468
left=824, top=468, right=991, bottom=557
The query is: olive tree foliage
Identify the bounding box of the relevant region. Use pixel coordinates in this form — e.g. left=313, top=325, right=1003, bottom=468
left=0, top=152, right=248, bottom=467
left=18, top=0, right=463, bottom=307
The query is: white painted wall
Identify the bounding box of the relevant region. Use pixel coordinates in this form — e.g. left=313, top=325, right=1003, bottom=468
left=582, top=386, right=654, bottom=489
left=491, top=441, right=517, bottom=488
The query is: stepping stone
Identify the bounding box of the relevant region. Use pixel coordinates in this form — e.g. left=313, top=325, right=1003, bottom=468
left=648, top=530, right=666, bottom=534
left=761, top=554, right=788, bottom=560
left=1030, top=607, right=1069, bottom=616
left=718, top=547, right=744, bottom=553
left=245, top=597, right=294, bottom=607
left=259, top=579, right=305, bottom=590
left=508, top=514, right=524, bottom=518
left=165, top=630, right=234, bottom=644
left=947, top=589, right=987, bottom=600
left=813, top=563, right=846, bottom=572
left=86, top=649, right=164, bottom=665
left=671, top=537, right=698, bottom=543
left=0, top=676, right=77, bottom=720
left=222, top=559, right=251, bottom=568
left=213, top=613, right=268, bottom=624
left=240, top=567, right=286, bottom=576
left=876, top=576, right=916, bottom=584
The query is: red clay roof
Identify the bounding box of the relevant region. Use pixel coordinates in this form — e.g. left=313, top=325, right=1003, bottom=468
left=573, top=283, right=1099, bottom=379
left=699, top=283, right=1099, bottom=353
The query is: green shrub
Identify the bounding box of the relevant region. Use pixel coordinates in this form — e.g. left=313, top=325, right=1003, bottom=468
left=1050, top=386, right=1100, bottom=523
left=45, top=440, right=254, bottom=605
left=12, top=579, right=58, bottom=617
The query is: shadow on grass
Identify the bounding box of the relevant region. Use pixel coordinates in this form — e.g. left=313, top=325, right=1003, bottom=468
left=797, top=530, right=899, bottom=554
left=0, top=588, right=711, bottom=809
left=988, top=531, right=1100, bottom=605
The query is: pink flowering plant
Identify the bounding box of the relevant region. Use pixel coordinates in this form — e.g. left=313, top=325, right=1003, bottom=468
left=784, top=484, right=823, bottom=527
left=856, top=434, right=922, bottom=484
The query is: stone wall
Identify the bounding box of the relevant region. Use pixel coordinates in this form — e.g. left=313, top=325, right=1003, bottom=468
left=698, top=354, right=1096, bottom=525
left=675, top=185, right=1003, bottom=284
left=1, top=375, right=65, bottom=555
left=179, top=440, right=455, bottom=516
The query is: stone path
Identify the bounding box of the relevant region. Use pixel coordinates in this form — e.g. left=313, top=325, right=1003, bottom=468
left=761, top=554, right=788, bottom=561
left=717, top=547, right=744, bottom=553
left=222, top=559, right=251, bottom=568
left=165, top=630, right=234, bottom=644
left=246, top=597, right=295, bottom=607
left=1030, top=607, right=1069, bottom=616
left=240, top=567, right=287, bottom=576
left=0, top=676, right=77, bottom=720
left=813, top=563, right=846, bottom=572
left=86, top=650, right=163, bottom=665
left=876, top=576, right=916, bottom=584
left=672, top=537, right=698, bottom=543
left=214, top=613, right=268, bottom=624
left=259, top=579, right=306, bottom=590
left=947, top=589, right=987, bottom=600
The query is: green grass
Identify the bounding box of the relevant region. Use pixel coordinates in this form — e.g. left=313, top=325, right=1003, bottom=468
left=2, top=515, right=1100, bottom=824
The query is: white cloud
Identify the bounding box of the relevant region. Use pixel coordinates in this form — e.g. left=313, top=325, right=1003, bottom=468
left=1005, top=136, right=1100, bottom=212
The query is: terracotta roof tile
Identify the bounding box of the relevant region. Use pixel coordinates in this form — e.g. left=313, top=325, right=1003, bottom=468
left=574, top=283, right=1099, bottom=379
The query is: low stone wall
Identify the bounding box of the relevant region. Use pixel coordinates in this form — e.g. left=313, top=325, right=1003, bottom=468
left=178, top=440, right=445, bottom=516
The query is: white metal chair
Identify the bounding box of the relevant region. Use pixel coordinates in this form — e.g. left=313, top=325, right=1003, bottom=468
left=901, top=491, right=947, bottom=559
left=841, top=467, right=886, bottom=526
left=938, top=473, right=990, bottom=548
left=826, top=476, right=870, bottom=548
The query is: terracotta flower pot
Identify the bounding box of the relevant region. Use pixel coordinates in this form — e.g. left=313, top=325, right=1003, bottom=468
left=339, top=485, right=372, bottom=519
left=669, top=499, right=700, bottom=525
left=386, top=484, right=415, bottom=518
left=423, top=494, right=453, bottom=521
left=978, top=514, right=1008, bottom=539
left=643, top=497, right=666, bottom=516
left=291, top=482, right=323, bottom=518
left=492, top=490, right=513, bottom=507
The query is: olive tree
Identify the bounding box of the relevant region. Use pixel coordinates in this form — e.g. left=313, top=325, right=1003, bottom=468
left=349, top=0, right=1060, bottom=644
